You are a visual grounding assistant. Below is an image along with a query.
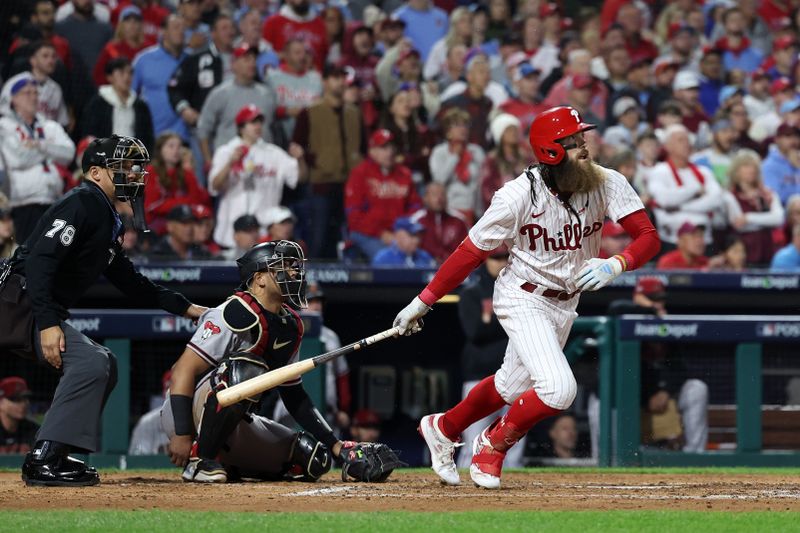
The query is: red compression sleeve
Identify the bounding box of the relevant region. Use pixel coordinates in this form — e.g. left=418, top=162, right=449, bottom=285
left=419, top=237, right=492, bottom=306
left=617, top=209, right=661, bottom=270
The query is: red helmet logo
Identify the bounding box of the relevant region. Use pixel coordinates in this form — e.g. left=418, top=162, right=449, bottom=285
left=528, top=106, right=596, bottom=165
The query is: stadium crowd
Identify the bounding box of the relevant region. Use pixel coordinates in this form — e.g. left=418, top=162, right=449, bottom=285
left=1, top=0, right=800, bottom=271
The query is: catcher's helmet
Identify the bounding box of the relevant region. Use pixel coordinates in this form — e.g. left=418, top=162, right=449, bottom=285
left=237, top=240, right=307, bottom=308
left=528, top=106, right=596, bottom=165
left=81, top=135, right=150, bottom=202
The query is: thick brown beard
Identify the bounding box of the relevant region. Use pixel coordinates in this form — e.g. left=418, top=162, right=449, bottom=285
left=550, top=158, right=606, bottom=193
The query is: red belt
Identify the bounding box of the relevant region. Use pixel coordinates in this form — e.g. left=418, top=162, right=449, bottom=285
left=520, top=282, right=579, bottom=301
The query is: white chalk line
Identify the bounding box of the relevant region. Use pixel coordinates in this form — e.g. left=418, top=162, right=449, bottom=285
left=282, top=484, right=800, bottom=501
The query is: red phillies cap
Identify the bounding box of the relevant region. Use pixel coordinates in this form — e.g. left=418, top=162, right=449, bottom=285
left=539, top=2, right=559, bottom=17
left=0, top=377, right=31, bottom=399
left=770, top=77, right=793, bottom=95
left=774, top=35, right=799, bottom=51
left=232, top=43, right=257, bottom=59
left=191, top=204, right=213, bottom=219
left=397, top=48, right=420, bottom=64
left=571, top=74, right=594, bottom=90
left=369, top=128, right=394, bottom=148
left=634, top=277, right=666, bottom=297
left=235, top=104, right=264, bottom=126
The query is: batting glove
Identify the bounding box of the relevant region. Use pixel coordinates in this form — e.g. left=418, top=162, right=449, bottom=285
left=393, top=296, right=431, bottom=336
left=574, top=255, right=626, bottom=291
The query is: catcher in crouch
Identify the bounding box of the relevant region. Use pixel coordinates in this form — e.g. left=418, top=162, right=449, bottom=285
left=161, top=240, right=401, bottom=483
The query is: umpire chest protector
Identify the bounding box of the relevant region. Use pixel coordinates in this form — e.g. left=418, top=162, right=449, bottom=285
left=221, top=291, right=304, bottom=369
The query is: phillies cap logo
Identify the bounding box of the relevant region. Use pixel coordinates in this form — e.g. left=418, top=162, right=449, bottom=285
left=201, top=321, right=221, bottom=340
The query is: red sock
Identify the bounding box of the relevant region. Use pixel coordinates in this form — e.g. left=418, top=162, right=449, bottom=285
left=488, top=388, right=562, bottom=452
left=439, top=375, right=506, bottom=441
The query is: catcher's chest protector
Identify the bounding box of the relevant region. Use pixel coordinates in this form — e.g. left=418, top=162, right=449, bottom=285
left=222, top=291, right=304, bottom=369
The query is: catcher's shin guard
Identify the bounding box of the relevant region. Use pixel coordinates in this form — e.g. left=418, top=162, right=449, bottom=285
left=284, top=432, right=331, bottom=481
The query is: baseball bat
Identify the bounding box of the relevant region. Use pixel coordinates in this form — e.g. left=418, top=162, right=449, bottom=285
left=216, top=326, right=402, bottom=407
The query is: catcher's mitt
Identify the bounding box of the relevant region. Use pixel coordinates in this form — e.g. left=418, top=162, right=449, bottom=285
left=339, top=441, right=405, bottom=482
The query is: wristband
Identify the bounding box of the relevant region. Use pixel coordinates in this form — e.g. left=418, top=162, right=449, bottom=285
left=170, top=394, right=194, bottom=436
left=613, top=254, right=628, bottom=272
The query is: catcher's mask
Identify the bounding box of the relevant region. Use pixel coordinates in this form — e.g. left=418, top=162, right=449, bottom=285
left=82, top=135, right=151, bottom=231
left=236, top=240, right=307, bottom=309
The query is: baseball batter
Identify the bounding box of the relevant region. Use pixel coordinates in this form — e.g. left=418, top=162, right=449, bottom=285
left=394, top=106, right=661, bottom=489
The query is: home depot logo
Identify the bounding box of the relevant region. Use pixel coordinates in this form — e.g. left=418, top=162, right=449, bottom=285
left=633, top=323, right=699, bottom=339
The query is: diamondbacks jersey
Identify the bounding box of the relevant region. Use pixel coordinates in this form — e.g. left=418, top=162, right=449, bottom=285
left=187, top=293, right=304, bottom=387
left=468, top=166, right=644, bottom=292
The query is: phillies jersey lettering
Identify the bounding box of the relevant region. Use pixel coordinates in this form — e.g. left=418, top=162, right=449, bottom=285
left=468, top=165, right=643, bottom=292
left=520, top=221, right=604, bottom=252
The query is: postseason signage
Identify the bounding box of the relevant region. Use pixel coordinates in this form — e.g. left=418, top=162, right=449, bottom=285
left=619, top=315, right=800, bottom=343
left=130, top=262, right=438, bottom=286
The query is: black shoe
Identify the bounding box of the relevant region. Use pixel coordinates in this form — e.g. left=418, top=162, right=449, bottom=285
left=22, top=452, right=100, bottom=487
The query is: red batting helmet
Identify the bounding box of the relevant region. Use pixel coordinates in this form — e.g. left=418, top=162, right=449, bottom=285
left=528, top=106, right=596, bottom=165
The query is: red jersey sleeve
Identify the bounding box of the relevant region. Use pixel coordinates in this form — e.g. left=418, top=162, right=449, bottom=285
left=419, top=237, right=491, bottom=306
left=617, top=209, right=661, bottom=270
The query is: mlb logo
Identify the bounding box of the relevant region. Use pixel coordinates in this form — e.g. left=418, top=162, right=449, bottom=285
left=758, top=323, right=776, bottom=337
left=153, top=317, right=176, bottom=333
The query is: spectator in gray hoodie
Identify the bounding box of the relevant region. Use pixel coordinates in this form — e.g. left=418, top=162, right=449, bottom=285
left=197, top=43, right=276, bottom=169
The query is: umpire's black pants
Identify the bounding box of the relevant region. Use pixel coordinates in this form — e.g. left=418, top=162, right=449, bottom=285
left=34, top=321, right=118, bottom=453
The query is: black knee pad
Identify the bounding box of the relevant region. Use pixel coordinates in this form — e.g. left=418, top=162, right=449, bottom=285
left=286, top=432, right=331, bottom=482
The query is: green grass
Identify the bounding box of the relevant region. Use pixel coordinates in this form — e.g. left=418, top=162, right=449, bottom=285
left=5, top=511, right=800, bottom=533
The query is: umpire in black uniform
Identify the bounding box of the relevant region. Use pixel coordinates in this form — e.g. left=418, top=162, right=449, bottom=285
left=0, top=135, right=206, bottom=486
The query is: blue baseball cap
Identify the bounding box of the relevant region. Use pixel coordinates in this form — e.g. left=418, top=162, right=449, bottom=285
left=10, top=76, right=35, bottom=96
left=780, top=98, right=800, bottom=115
left=119, top=5, right=142, bottom=21
left=393, top=217, right=424, bottom=235
left=718, top=85, right=744, bottom=105
left=517, top=62, right=540, bottom=79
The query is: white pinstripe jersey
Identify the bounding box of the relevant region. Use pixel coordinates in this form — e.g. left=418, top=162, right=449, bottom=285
left=468, top=165, right=644, bottom=293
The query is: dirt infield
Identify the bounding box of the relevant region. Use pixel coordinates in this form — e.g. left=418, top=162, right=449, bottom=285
left=1, top=471, right=799, bottom=512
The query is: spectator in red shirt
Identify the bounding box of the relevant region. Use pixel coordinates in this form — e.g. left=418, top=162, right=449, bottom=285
left=111, top=1, right=169, bottom=43
left=144, top=132, right=210, bottom=235
left=656, top=222, right=710, bottom=270
left=20, top=0, right=73, bottom=70
left=411, top=181, right=468, bottom=264
left=617, top=3, right=658, bottom=64
left=499, top=62, right=548, bottom=133
left=345, top=129, right=422, bottom=261
left=262, top=0, right=328, bottom=71
left=92, top=5, right=155, bottom=87
left=340, top=23, right=381, bottom=134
